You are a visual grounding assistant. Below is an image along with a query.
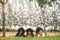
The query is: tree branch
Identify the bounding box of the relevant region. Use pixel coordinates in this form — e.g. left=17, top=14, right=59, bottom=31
left=0, top=0, right=8, bottom=4
left=0, top=0, right=3, bottom=4
left=4, top=0, right=8, bottom=4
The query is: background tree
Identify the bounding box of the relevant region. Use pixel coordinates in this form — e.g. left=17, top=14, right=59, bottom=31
left=0, top=0, right=8, bottom=37
left=37, top=0, right=57, bottom=36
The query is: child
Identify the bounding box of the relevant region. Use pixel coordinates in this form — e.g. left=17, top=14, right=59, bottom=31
left=16, top=27, right=25, bottom=37
left=26, top=28, right=34, bottom=37
left=36, top=27, right=45, bottom=37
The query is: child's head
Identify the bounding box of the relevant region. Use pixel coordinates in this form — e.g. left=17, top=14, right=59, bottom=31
left=36, top=27, right=43, bottom=37
left=17, top=27, right=25, bottom=35
left=26, top=28, right=34, bottom=37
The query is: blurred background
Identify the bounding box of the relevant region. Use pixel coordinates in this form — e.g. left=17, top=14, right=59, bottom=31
left=0, top=0, right=60, bottom=37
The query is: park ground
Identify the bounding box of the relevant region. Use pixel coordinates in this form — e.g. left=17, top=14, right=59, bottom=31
left=0, top=36, right=60, bottom=40
left=0, top=32, right=60, bottom=36
left=0, top=32, right=60, bottom=40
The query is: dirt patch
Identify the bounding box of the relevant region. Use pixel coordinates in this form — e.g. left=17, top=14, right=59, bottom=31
left=0, top=32, right=60, bottom=37
left=46, top=32, right=60, bottom=36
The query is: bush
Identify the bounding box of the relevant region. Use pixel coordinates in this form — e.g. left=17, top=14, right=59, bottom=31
left=0, top=28, right=17, bottom=32
left=6, top=28, right=17, bottom=32
left=47, top=29, right=60, bottom=32
left=0, top=28, right=2, bottom=32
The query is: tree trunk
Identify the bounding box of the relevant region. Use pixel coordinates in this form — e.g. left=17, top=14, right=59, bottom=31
left=41, top=8, right=47, bottom=36
left=2, top=2, right=5, bottom=37
left=44, top=26, right=47, bottom=36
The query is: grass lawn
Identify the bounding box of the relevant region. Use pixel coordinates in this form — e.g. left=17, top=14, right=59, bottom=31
left=0, top=36, right=60, bottom=40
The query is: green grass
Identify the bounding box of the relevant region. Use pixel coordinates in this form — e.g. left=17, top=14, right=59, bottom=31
left=0, top=36, right=60, bottom=40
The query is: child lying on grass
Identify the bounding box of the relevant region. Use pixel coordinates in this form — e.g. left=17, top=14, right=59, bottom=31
left=36, top=27, right=45, bottom=37
left=16, top=27, right=25, bottom=37
left=26, top=28, right=34, bottom=37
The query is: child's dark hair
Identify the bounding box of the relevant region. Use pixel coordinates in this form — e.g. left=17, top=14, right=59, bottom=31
left=16, top=27, right=25, bottom=36
left=36, top=27, right=43, bottom=34
left=26, top=28, right=34, bottom=37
